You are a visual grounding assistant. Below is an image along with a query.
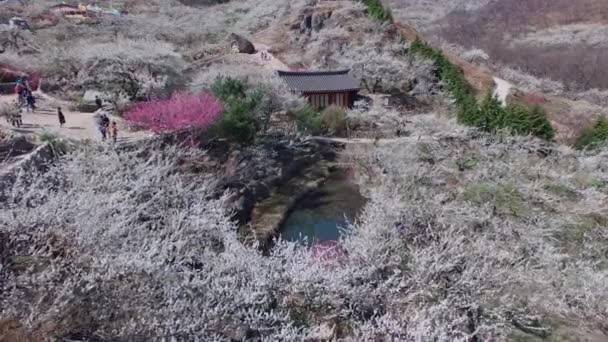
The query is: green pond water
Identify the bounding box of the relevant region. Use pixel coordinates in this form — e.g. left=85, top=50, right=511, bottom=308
left=280, top=170, right=366, bottom=245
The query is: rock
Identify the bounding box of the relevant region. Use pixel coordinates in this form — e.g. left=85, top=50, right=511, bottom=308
left=227, top=33, right=255, bottom=54
left=301, top=14, right=312, bottom=32
left=312, top=15, right=324, bottom=31
left=0, top=135, right=35, bottom=156
left=312, top=12, right=332, bottom=32
left=8, top=17, right=30, bottom=31
left=233, top=196, right=246, bottom=211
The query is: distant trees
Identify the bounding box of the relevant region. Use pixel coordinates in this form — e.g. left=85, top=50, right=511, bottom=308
left=81, top=39, right=186, bottom=102
left=315, top=35, right=438, bottom=98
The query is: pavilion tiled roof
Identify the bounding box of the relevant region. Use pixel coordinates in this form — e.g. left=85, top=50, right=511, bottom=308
left=277, top=70, right=360, bottom=93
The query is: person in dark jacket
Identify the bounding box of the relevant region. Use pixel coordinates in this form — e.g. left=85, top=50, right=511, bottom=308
left=26, top=93, right=36, bottom=112
left=99, top=113, right=110, bottom=140
left=95, top=95, right=103, bottom=109
left=57, top=107, right=66, bottom=127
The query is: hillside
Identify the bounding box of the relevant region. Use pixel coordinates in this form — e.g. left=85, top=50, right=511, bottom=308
left=389, top=0, right=608, bottom=91
left=388, top=0, right=608, bottom=143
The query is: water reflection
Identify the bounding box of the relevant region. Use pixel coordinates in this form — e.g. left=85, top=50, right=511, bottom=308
left=280, top=170, right=366, bottom=245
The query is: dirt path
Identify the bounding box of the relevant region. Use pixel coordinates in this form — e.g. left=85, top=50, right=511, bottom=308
left=311, top=135, right=423, bottom=145
left=252, top=41, right=289, bottom=71
left=493, top=77, right=513, bottom=106
left=0, top=93, right=150, bottom=143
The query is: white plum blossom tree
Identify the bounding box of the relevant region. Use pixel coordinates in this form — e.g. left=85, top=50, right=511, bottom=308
left=1, top=119, right=607, bottom=340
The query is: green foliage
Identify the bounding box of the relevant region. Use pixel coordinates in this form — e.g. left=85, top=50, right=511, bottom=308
left=463, top=182, right=528, bottom=217
left=456, top=157, right=479, bottom=171
left=526, top=106, right=554, bottom=140
left=478, top=93, right=504, bottom=130
left=211, top=77, right=259, bottom=144
left=544, top=183, right=582, bottom=202
left=217, top=96, right=259, bottom=144
left=410, top=38, right=555, bottom=140
left=211, top=76, right=248, bottom=102
left=574, top=117, right=608, bottom=150
left=321, top=105, right=348, bottom=137
left=289, top=106, right=324, bottom=136
left=360, top=0, right=393, bottom=22
left=556, top=214, right=607, bottom=252
left=40, top=131, right=69, bottom=154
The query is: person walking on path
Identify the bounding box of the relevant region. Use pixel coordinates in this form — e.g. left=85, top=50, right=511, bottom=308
left=95, top=95, right=103, bottom=109
left=110, top=121, right=118, bottom=143
left=57, top=107, right=66, bottom=127
left=98, top=113, right=110, bottom=140
left=26, top=93, right=36, bottom=112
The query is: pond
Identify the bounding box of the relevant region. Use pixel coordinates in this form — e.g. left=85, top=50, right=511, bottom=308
left=280, top=169, right=366, bottom=245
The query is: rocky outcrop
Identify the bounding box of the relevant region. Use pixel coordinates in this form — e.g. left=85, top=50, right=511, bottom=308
left=0, top=135, right=36, bottom=160
left=297, top=9, right=333, bottom=34
left=227, top=33, right=255, bottom=54
left=213, top=134, right=337, bottom=228
left=0, top=142, right=55, bottom=201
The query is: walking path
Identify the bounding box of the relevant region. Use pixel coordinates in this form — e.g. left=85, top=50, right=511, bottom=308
left=311, top=135, right=423, bottom=145
left=0, top=93, right=150, bottom=143
left=252, top=41, right=289, bottom=71
left=493, top=77, right=513, bottom=106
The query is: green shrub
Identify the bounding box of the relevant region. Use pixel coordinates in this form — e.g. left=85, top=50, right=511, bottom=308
left=40, top=131, right=69, bottom=154
left=463, top=182, right=528, bottom=217
left=574, top=117, right=608, bottom=150
left=321, top=105, right=348, bottom=137
left=478, top=93, right=505, bottom=130
left=544, top=183, right=582, bottom=202
left=211, top=76, right=248, bottom=102
left=289, top=106, right=324, bottom=136
left=360, top=0, right=393, bottom=22
left=211, top=77, right=260, bottom=144
left=527, top=106, right=555, bottom=140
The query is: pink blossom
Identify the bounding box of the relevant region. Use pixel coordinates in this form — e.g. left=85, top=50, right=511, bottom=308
left=311, top=240, right=348, bottom=263
left=126, top=93, right=223, bottom=133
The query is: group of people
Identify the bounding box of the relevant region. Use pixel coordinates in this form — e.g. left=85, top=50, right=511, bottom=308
left=260, top=51, right=272, bottom=61
left=93, top=95, right=117, bottom=142
left=5, top=80, right=119, bottom=142
left=56, top=106, right=117, bottom=142
left=95, top=111, right=118, bottom=143
left=14, top=77, right=36, bottom=112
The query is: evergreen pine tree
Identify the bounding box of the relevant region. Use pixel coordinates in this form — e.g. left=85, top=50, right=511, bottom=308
left=478, top=93, right=504, bottom=131
left=528, top=105, right=555, bottom=140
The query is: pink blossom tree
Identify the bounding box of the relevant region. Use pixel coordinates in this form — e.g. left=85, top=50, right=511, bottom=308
left=126, top=93, right=223, bottom=134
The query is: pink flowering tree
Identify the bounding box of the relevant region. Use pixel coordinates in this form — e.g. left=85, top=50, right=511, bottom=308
left=127, top=93, right=223, bottom=134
